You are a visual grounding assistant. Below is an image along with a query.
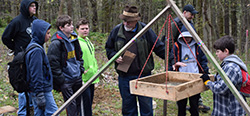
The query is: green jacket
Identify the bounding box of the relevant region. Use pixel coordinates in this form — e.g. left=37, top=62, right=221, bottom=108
left=78, top=36, right=99, bottom=83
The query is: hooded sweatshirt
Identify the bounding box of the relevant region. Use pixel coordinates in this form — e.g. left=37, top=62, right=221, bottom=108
left=78, top=36, right=99, bottom=83
left=223, top=54, right=248, bottom=72
left=25, top=19, right=52, bottom=93
left=1, top=0, right=38, bottom=55
left=177, top=32, right=199, bottom=73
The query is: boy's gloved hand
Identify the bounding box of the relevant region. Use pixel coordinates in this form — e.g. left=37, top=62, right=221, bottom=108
left=36, top=92, right=46, bottom=110
left=200, top=74, right=210, bottom=85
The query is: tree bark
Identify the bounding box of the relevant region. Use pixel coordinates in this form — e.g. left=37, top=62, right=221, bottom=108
left=89, top=0, right=98, bottom=32
left=66, top=0, right=73, bottom=18
left=58, top=0, right=65, bottom=16
left=224, top=0, right=229, bottom=35
left=217, top=0, right=224, bottom=36
left=231, top=0, right=237, bottom=38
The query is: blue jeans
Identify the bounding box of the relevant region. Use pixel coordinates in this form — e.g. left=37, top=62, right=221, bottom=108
left=118, top=75, right=153, bottom=116
left=30, top=91, right=58, bottom=116
left=17, top=92, right=33, bottom=116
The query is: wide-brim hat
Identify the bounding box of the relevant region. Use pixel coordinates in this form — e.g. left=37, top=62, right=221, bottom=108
left=119, top=5, right=141, bottom=22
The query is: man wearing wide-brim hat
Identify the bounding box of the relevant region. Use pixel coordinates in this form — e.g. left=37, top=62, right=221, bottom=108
left=105, top=5, right=165, bottom=116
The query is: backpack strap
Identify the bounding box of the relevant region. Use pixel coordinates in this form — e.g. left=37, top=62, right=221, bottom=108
left=241, top=68, right=248, bottom=87
left=174, top=18, right=183, bottom=31
left=25, top=45, right=40, bottom=54
left=24, top=44, right=43, bottom=66
left=25, top=92, right=30, bottom=116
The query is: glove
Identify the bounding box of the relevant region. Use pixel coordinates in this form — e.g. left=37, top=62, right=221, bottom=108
left=36, top=92, right=46, bottom=110
left=200, top=74, right=210, bottom=85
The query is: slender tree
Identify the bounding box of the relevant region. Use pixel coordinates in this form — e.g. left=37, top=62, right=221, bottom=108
left=231, top=0, right=237, bottom=39
left=224, top=0, right=229, bottom=35
left=89, top=0, right=98, bottom=32
left=66, top=0, right=73, bottom=18
left=58, top=0, right=65, bottom=16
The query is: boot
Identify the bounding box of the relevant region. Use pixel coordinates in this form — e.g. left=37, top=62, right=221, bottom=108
left=198, top=97, right=210, bottom=113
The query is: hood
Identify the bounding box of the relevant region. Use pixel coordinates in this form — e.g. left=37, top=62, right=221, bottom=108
left=223, top=54, right=248, bottom=72
left=50, top=31, right=78, bottom=41
left=31, top=19, right=51, bottom=45
left=177, top=31, right=196, bottom=46
left=20, top=0, right=38, bottom=18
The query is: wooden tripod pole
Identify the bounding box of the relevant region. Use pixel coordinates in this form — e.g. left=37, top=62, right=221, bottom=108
left=167, top=0, right=250, bottom=115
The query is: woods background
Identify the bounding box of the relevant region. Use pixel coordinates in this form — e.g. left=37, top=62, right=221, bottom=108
left=0, top=0, right=250, bottom=54
left=0, top=1, right=250, bottom=115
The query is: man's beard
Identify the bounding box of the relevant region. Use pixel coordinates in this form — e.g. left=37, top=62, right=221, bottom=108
left=124, top=25, right=133, bottom=31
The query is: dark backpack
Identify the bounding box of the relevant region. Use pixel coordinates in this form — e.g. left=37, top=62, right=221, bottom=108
left=240, top=69, right=250, bottom=97
left=7, top=45, right=38, bottom=93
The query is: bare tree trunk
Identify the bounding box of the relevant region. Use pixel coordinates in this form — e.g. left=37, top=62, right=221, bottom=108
left=217, top=0, right=224, bottom=36
left=53, top=0, right=60, bottom=20
left=231, top=0, right=237, bottom=38
left=245, top=30, right=248, bottom=62
left=89, top=0, right=98, bottom=32
left=141, top=0, right=148, bottom=23
left=67, top=0, right=73, bottom=17
left=181, top=0, right=185, bottom=8
left=224, top=0, right=229, bottom=35
left=239, top=0, right=247, bottom=52
left=202, top=0, right=208, bottom=42
left=196, top=0, right=202, bottom=36
left=79, top=0, right=88, bottom=18
left=59, top=0, right=65, bottom=16
left=101, top=0, right=110, bottom=33
left=210, top=1, right=219, bottom=40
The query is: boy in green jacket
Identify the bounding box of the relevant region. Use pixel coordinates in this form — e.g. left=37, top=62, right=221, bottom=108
left=76, top=18, right=99, bottom=116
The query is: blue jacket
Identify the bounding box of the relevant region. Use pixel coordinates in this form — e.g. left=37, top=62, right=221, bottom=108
left=25, top=19, right=52, bottom=93
left=2, top=0, right=38, bottom=55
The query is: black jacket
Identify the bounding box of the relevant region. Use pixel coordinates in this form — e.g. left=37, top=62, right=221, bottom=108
left=47, top=31, right=84, bottom=91
left=1, top=0, right=38, bottom=55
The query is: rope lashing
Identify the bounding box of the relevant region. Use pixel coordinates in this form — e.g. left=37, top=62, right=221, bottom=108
left=135, top=17, right=169, bottom=90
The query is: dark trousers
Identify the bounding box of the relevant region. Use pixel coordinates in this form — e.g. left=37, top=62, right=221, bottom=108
left=177, top=93, right=200, bottom=116
left=118, top=75, right=153, bottom=116
left=81, top=84, right=93, bottom=116
left=61, top=78, right=91, bottom=116
left=89, top=84, right=95, bottom=105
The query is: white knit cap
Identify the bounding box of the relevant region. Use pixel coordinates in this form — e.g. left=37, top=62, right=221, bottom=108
left=178, top=31, right=193, bottom=39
